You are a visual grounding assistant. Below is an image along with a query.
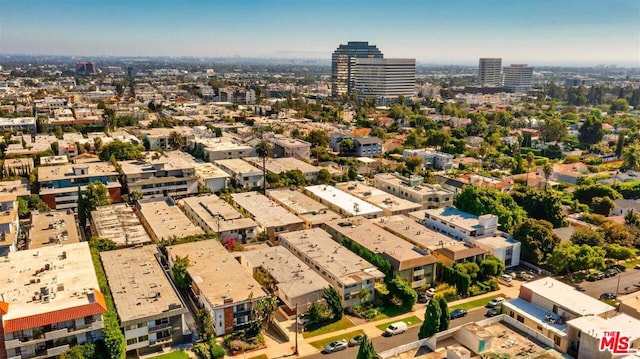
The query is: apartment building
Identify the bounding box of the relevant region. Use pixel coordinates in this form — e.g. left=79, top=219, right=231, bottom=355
left=266, top=189, right=342, bottom=228
left=371, top=215, right=457, bottom=251
left=28, top=211, right=80, bottom=250
left=502, top=278, right=616, bottom=352
left=304, top=185, right=383, bottom=218
left=323, top=217, right=439, bottom=289
left=120, top=151, right=197, bottom=199
left=478, top=58, right=502, bottom=87
left=136, top=197, right=204, bottom=242
left=0, top=242, right=107, bottom=359
left=90, top=204, right=152, bottom=247
left=180, top=194, right=258, bottom=243
left=214, top=159, right=264, bottom=189
left=192, top=162, right=230, bottom=193
left=351, top=58, right=416, bottom=103
left=243, top=157, right=319, bottom=183
left=416, top=206, right=521, bottom=267
left=0, top=193, right=19, bottom=256
left=264, top=134, right=311, bottom=161
left=278, top=228, right=385, bottom=308
left=100, top=246, right=188, bottom=355
left=230, top=192, right=304, bottom=240
left=191, top=138, right=255, bottom=161
left=238, top=246, right=330, bottom=313
left=402, top=148, right=454, bottom=170
left=38, top=162, right=122, bottom=210
left=138, top=127, right=196, bottom=151
left=165, top=240, right=269, bottom=336
left=566, top=314, right=640, bottom=359
left=218, top=87, right=255, bottom=105
left=0, top=117, right=36, bottom=133
left=373, top=173, right=455, bottom=209
left=336, top=181, right=421, bottom=216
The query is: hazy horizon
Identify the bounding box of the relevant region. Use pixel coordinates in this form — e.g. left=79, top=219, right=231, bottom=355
left=1, top=0, right=638, bottom=67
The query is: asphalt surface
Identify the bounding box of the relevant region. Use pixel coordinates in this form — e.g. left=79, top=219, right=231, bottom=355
left=300, top=308, right=487, bottom=359
left=577, top=268, right=640, bottom=298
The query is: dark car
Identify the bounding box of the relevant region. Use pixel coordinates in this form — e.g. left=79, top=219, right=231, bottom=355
left=600, top=292, right=617, bottom=300
left=486, top=308, right=500, bottom=317
left=418, top=292, right=430, bottom=303
left=587, top=272, right=605, bottom=281
left=604, top=268, right=619, bottom=278
left=348, top=334, right=364, bottom=347
left=450, top=309, right=468, bottom=319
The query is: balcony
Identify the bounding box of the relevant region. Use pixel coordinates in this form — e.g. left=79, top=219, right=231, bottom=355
left=148, top=322, right=171, bottom=332
left=149, top=336, right=172, bottom=346
left=45, top=328, right=69, bottom=340
left=5, top=338, right=21, bottom=349
left=8, top=355, right=23, bottom=359
left=47, top=344, right=70, bottom=357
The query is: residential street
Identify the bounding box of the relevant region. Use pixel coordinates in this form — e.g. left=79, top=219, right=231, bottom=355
left=576, top=268, right=640, bottom=298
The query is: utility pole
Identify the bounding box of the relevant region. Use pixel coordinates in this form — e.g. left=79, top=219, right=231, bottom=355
left=294, top=303, right=299, bottom=355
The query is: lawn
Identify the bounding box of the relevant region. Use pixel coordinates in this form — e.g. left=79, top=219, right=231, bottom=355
left=302, top=317, right=355, bottom=339
left=621, top=258, right=640, bottom=269
left=370, top=304, right=409, bottom=321
left=449, top=295, right=505, bottom=312
left=375, top=316, right=422, bottom=331
left=151, top=351, right=190, bottom=359
left=309, top=329, right=366, bottom=349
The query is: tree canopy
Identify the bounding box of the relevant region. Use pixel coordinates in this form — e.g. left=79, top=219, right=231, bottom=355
left=98, top=140, right=144, bottom=161
left=453, top=186, right=526, bottom=233
left=512, top=219, right=560, bottom=265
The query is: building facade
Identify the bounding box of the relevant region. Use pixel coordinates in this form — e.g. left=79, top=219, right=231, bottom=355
left=478, top=58, right=502, bottom=87
left=351, top=58, right=416, bottom=103
left=503, top=64, right=533, bottom=93
left=331, top=41, right=383, bottom=97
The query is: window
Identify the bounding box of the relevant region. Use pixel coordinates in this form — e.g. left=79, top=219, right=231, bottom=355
left=137, top=322, right=146, bottom=328
left=554, top=335, right=562, bottom=346
left=537, top=325, right=543, bottom=331
left=516, top=315, right=524, bottom=323
left=127, top=338, right=138, bottom=346
left=155, top=318, right=169, bottom=326
left=138, top=335, right=149, bottom=342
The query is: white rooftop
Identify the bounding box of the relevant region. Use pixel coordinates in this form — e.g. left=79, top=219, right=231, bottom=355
left=305, top=185, right=383, bottom=217
left=523, top=277, right=615, bottom=316
left=568, top=313, right=640, bottom=340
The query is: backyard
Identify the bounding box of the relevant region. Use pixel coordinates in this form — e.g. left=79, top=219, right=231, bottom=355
left=302, top=317, right=355, bottom=339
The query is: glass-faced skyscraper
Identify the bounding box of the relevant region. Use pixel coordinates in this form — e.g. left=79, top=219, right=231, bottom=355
left=331, top=41, right=383, bottom=98
left=478, top=58, right=502, bottom=87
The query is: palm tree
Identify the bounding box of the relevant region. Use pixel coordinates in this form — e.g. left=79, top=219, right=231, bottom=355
left=168, top=131, right=185, bottom=150
left=622, top=143, right=640, bottom=171
left=255, top=140, right=272, bottom=194
left=542, top=162, right=553, bottom=191
left=526, top=152, right=535, bottom=186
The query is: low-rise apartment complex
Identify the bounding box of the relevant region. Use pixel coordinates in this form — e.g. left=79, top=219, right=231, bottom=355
left=214, top=159, right=264, bottom=189
left=137, top=197, right=204, bottom=242
left=120, top=152, right=198, bottom=199
left=373, top=173, right=454, bottom=209
left=336, top=181, right=421, bottom=216
left=304, top=185, right=383, bottom=218
left=266, top=189, right=342, bottom=228
left=90, top=204, right=152, bottom=247
left=230, top=192, right=305, bottom=240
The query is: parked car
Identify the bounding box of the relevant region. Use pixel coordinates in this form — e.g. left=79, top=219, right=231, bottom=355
left=604, top=268, right=620, bottom=278
left=486, top=308, right=500, bottom=317
left=587, top=272, right=605, bottom=281
left=450, top=309, right=468, bottom=319
left=500, top=274, right=513, bottom=282
left=486, top=297, right=506, bottom=308
left=418, top=291, right=430, bottom=303
left=383, top=321, right=408, bottom=337
left=297, top=314, right=309, bottom=326
left=634, top=264, right=640, bottom=270
left=348, top=334, right=364, bottom=347
left=426, top=287, right=437, bottom=296
left=600, top=292, right=617, bottom=300
left=322, top=340, right=348, bottom=353
left=517, top=271, right=535, bottom=281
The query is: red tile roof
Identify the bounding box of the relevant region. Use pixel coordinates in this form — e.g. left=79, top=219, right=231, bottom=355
left=3, top=290, right=107, bottom=333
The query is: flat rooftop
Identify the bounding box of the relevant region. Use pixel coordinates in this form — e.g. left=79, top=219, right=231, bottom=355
left=0, top=180, right=30, bottom=199
left=471, top=234, right=519, bottom=250
left=29, top=211, right=80, bottom=249
left=38, top=161, right=119, bottom=182
left=100, top=245, right=187, bottom=324
left=0, top=242, right=104, bottom=322
left=568, top=313, right=640, bottom=341
left=305, top=185, right=383, bottom=217
left=374, top=173, right=453, bottom=196
left=180, top=194, right=258, bottom=232
left=336, top=181, right=422, bottom=214
left=503, top=298, right=568, bottom=337
left=91, top=204, right=152, bottom=247
left=243, top=157, right=319, bottom=174
left=324, top=217, right=438, bottom=271
left=267, top=189, right=342, bottom=226
left=371, top=215, right=458, bottom=250
left=214, top=158, right=262, bottom=174
left=137, top=197, right=204, bottom=241
left=40, top=155, right=70, bottom=166
left=165, top=240, right=267, bottom=307
left=119, top=151, right=195, bottom=175
left=240, top=246, right=330, bottom=300
left=434, top=242, right=488, bottom=260
left=278, top=228, right=385, bottom=287
left=193, top=162, right=231, bottom=180
left=420, top=207, right=498, bottom=232
left=523, top=277, right=614, bottom=316
left=231, top=192, right=304, bottom=228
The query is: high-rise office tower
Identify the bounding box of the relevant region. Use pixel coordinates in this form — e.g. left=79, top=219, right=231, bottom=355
left=503, top=64, right=534, bottom=93
left=331, top=41, right=383, bottom=97
left=351, top=58, right=416, bottom=103
left=478, top=58, right=502, bottom=87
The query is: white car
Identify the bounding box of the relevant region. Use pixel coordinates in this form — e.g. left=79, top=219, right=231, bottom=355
left=297, top=314, right=309, bottom=326
left=322, top=340, right=348, bottom=353
left=486, top=297, right=505, bottom=308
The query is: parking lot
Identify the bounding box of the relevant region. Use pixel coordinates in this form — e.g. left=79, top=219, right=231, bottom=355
left=577, top=267, right=640, bottom=298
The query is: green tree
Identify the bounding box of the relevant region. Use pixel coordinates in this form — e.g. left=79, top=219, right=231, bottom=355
left=570, top=227, right=604, bottom=246
left=540, top=117, right=567, bottom=143
left=172, top=255, right=191, bottom=290
left=305, top=129, right=329, bottom=148
left=322, top=286, right=344, bottom=320
left=102, top=312, right=126, bottom=359
left=255, top=140, right=272, bottom=195
left=622, top=143, right=640, bottom=171
left=479, top=255, right=505, bottom=279
left=405, top=156, right=423, bottom=174
left=453, top=186, right=526, bottom=233
left=578, top=115, right=604, bottom=146
left=574, top=184, right=621, bottom=205
left=196, top=309, right=215, bottom=342
left=340, top=138, right=355, bottom=155
left=356, top=335, right=376, bottom=359
left=610, top=98, right=630, bottom=113
left=78, top=182, right=111, bottom=227
left=17, top=197, right=29, bottom=218
left=455, top=262, right=480, bottom=280
left=317, top=168, right=332, bottom=184
left=542, top=162, right=553, bottom=190
left=168, top=131, right=185, bottom=150
left=387, top=276, right=417, bottom=311
left=604, top=244, right=635, bottom=260
left=419, top=299, right=441, bottom=339
left=89, top=237, right=117, bottom=251
left=438, top=297, right=450, bottom=332
left=590, top=196, right=615, bottom=216
left=511, top=186, right=565, bottom=228
left=98, top=140, right=144, bottom=161
left=512, top=219, right=560, bottom=265
left=547, top=242, right=606, bottom=274
left=526, top=151, right=535, bottom=184
left=251, top=296, right=278, bottom=333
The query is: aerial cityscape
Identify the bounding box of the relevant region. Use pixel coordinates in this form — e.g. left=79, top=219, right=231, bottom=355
left=0, top=1, right=640, bottom=359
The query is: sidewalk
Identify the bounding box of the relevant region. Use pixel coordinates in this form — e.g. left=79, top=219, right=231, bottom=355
left=248, top=282, right=521, bottom=358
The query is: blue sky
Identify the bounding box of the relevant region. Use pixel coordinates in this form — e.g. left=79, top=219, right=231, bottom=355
left=1, top=0, right=638, bottom=66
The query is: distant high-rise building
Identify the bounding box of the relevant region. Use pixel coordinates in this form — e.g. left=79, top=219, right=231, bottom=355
left=478, top=58, right=502, bottom=87
left=503, top=64, right=534, bottom=93
left=75, top=61, right=97, bottom=75
left=351, top=58, right=416, bottom=103
left=331, top=41, right=383, bottom=98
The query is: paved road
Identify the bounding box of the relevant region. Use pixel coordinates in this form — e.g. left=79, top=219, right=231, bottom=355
left=301, top=308, right=487, bottom=359
left=577, top=268, right=640, bottom=298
